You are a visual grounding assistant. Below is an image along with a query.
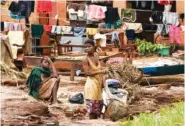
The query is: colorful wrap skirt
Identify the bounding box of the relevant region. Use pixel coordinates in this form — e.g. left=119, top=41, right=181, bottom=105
left=86, top=99, right=103, bottom=116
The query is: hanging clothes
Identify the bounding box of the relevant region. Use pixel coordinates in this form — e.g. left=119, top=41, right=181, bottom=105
left=8, top=1, right=34, bottom=25
left=163, top=12, right=179, bottom=26
left=59, top=37, right=71, bottom=44
left=135, top=10, right=152, bottom=23
left=169, top=25, right=182, bottom=44
left=68, top=3, right=87, bottom=21
left=123, top=23, right=143, bottom=33
left=121, top=9, right=136, bottom=22
left=73, top=27, right=86, bottom=37
left=86, top=28, right=98, bottom=37
left=125, top=30, right=136, bottom=40
left=105, top=7, right=121, bottom=29
left=51, top=26, right=62, bottom=34
left=86, top=5, right=107, bottom=21
left=31, top=24, right=44, bottom=38
left=158, top=0, right=173, bottom=5
left=8, top=31, right=25, bottom=46
left=131, top=0, right=155, bottom=10
left=37, top=0, right=52, bottom=13
left=44, top=25, right=52, bottom=33
left=61, top=26, right=73, bottom=34
left=111, top=32, right=120, bottom=47
left=7, top=31, right=25, bottom=59
left=105, top=7, right=119, bottom=24
left=155, top=24, right=169, bottom=36
left=150, top=11, right=163, bottom=23
left=4, top=22, right=22, bottom=31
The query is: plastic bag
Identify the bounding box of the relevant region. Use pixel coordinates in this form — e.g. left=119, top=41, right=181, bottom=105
left=69, top=93, right=84, bottom=104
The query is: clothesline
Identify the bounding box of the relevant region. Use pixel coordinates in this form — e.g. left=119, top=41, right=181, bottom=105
left=1, top=14, right=69, bottom=21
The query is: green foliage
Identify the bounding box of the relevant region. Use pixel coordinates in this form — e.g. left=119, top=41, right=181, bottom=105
left=119, top=102, right=184, bottom=126
left=135, top=39, right=167, bottom=55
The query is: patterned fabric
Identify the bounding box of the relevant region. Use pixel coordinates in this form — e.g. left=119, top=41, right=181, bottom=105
left=39, top=78, right=57, bottom=99
left=86, top=99, right=103, bottom=116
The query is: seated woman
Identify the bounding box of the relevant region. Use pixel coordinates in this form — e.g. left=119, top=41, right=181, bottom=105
left=82, top=39, right=113, bottom=119
left=26, top=56, right=60, bottom=105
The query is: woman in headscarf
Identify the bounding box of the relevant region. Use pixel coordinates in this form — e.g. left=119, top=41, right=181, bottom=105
left=26, top=56, right=60, bottom=105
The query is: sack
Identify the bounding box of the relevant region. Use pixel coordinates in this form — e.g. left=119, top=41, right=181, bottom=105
left=104, top=100, right=128, bottom=121
left=69, top=93, right=84, bottom=104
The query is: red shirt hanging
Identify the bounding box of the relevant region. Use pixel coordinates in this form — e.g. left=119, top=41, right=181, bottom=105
left=158, top=0, right=173, bottom=5
left=37, top=0, right=52, bottom=13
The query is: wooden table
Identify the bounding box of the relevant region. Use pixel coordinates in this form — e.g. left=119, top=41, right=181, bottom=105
left=24, top=52, right=123, bottom=81
left=54, top=53, right=123, bottom=81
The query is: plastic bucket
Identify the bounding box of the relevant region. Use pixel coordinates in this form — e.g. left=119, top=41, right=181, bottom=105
left=158, top=47, right=170, bottom=56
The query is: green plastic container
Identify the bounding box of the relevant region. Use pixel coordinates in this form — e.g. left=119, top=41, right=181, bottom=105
left=158, top=47, right=170, bottom=56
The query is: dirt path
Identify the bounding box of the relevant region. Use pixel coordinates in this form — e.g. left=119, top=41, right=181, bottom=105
left=1, top=76, right=184, bottom=126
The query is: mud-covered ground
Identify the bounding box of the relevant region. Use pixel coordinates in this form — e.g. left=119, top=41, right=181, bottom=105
left=1, top=75, right=184, bottom=126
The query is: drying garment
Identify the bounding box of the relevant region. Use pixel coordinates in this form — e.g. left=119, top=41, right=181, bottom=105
left=55, top=26, right=62, bottom=34
left=59, top=37, right=71, bottom=44
left=111, top=31, right=120, bottom=47
left=169, top=25, right=182, bottom=44
left=10, top=11, right=25, bottom=20
left=4, top=22, right=22, bottom=31
left=105, top=7, right=120, bottom=24
left=121, top=9, right=136, bottom=22
left=86, top=5, right=107, bottom=21
left=155, top=24, right=169, bottom=36
left=94, top=33, right=107, bottom=47
left=5, top=22, right=14, bottom=31
left=13, top=23, right=22, bottom=31
left=51, top=25, right=57, bottom=33
left=8, top=1, right=34, bottom=25
left=1, top=22, right=4, bottom=31
left=158, top=0, right=173, bottom=5
left=123, top=23, right=143, bottom=33
left=44, top=25, right=52, bottom=33
left=142, top=24, right=157, bottom=32
left=150, top=11, right=163, bottom=23
left=164, top=4, right=172, bottom=12
left=106, top=19, right=122, bottom=29
left=68, top=3, right=87, bottom=21
left=37, top=0, right=52, bottom=13
left=86, top=28, right=98, bottom=36
left=8, top=31, right=25, bottom=46
left=8, top=1, right=27, bottom=17
left=98, top=23, right=106, bottom=28
left=163, top=12, right=179, bottom=26
left=135, top=10, right=152, bottom=23
left=125, top=30, right=135, bottom=40
left=8, top=31, right=25, bottom=59
left=132, top=0, right=155, bottom=10
left=73, top=27, right=86, bottom=37
left=61, top=26, right=73, bottom=34
left=20, top=1, right=35, bottom=24
left=31, top=24, right=44, bottom=38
